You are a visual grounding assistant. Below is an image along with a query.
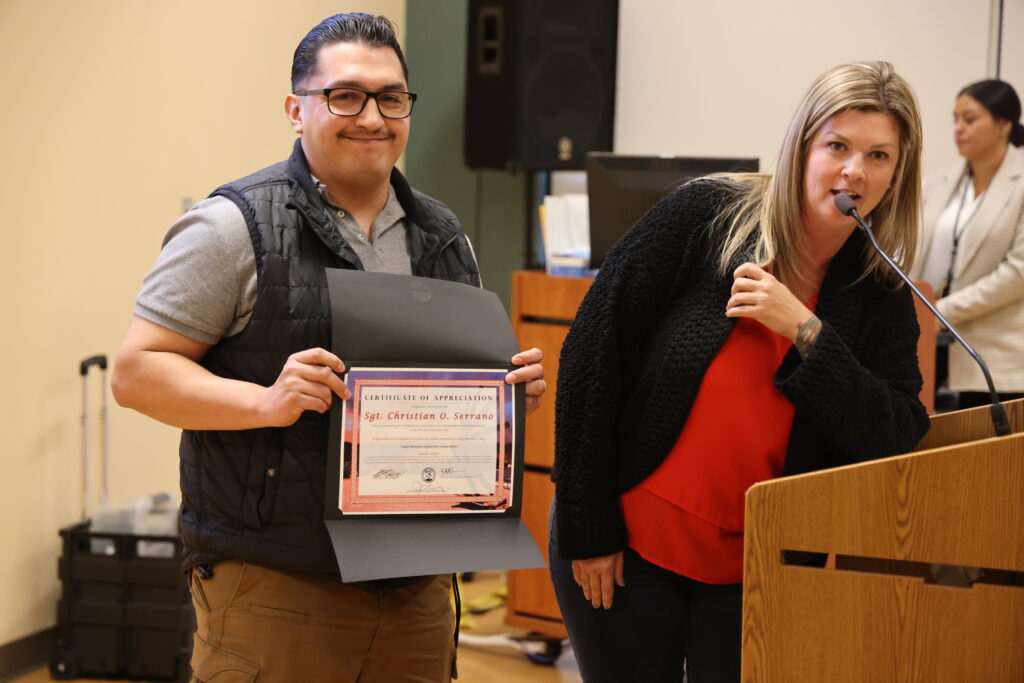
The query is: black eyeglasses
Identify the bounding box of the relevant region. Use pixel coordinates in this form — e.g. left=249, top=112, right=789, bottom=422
left=293, top=87, right=417, bottom=119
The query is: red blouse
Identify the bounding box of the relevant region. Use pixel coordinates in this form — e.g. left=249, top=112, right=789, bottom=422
left=620, top=310, right=811, bottom=584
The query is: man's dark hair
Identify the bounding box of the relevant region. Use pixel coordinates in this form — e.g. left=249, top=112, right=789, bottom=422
left=291, top=13, right=408, bottom=91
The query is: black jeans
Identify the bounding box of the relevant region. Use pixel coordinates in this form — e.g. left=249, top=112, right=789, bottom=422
left=549, top=514, right=742, bottom=683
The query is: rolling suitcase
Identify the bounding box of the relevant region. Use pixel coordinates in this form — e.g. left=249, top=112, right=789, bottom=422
left=50, top=355, right=194, bottom=681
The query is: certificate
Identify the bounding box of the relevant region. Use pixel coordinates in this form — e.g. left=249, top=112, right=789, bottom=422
left=339, top=366, right=514, bottom=515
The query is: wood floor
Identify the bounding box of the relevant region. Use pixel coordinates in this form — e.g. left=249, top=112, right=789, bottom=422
left=455, top=571, right=581, bottom=682
left=12, top=571, right=581, bottom=683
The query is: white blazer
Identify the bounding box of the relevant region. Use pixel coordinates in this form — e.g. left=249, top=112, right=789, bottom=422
left=913, top=143, right=1024, bottom=393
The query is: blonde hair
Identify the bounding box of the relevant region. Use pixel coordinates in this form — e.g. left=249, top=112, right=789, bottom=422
left=712, top=60, right=923, bottom=287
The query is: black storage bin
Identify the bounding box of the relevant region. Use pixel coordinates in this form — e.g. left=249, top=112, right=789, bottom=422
left=50, top=521, right=194, bottom=681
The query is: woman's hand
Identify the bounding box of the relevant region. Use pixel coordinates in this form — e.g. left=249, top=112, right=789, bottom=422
left=726, top=263, right=816, bottom=342
left=572, top=552, right=625, bottom=609
left=506, top=347, right=546, bottom=416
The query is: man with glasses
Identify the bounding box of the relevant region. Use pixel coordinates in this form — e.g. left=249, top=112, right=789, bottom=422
left=112, top=12, right=544, bottom=682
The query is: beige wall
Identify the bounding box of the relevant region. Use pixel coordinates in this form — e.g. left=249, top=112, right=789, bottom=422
left=0, top=0, right=403, bottom=648
left=615, top=0, right=1000, bottom=181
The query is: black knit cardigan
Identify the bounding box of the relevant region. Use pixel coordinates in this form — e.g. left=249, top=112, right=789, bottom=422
left=552, top=179, right=930, bottom=561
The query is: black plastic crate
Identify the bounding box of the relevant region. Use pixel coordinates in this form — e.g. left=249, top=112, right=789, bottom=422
left=50, top=521, right=194, bottom=681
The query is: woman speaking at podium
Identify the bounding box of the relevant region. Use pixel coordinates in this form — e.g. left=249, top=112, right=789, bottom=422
left=549, top=61, right=930, bottom=682
left=913, top=79, right=1024, bottom=409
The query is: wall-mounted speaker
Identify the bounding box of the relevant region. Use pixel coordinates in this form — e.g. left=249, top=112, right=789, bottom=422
left=464, top=0, right=618, bottom=171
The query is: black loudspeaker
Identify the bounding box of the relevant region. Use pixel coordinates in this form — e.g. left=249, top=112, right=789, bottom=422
left=464, top=0, right=618, bottom=171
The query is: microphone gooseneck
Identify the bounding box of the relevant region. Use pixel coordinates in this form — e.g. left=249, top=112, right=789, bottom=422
left=832, top=193, right=1011, bottom=437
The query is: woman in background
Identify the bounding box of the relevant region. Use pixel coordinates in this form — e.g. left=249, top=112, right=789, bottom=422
left=549, top=61, right=930, bottom=682
left=913, top=79, right=1024, bottom=408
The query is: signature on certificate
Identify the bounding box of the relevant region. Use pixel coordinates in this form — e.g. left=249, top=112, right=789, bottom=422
left=407, top=481, right=446, bottom=493
left=373, top=468, right=402, bottom=479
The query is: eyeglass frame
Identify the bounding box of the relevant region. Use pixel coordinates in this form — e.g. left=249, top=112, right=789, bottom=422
left=292, top=86, right=418, bottom=119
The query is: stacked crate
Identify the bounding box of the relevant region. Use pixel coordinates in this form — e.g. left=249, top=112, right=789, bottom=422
left=50, top=521, right=194, bottom=681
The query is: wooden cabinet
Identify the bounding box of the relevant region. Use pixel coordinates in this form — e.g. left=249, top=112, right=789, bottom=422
left=505, top=271, right=593, bottom=637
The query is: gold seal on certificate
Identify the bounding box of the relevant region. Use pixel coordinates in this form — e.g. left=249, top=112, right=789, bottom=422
left=339, top=367, right=514, bottom=515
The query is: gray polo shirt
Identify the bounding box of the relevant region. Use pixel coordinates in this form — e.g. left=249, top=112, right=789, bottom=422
left=135, top=180, right=410, bottom=344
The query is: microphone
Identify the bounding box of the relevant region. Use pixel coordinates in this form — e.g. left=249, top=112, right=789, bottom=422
left=833, top=192, right=1010, bottom=437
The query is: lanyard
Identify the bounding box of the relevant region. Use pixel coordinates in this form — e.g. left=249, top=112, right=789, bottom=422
left=941, top=173, right=984, bottom=297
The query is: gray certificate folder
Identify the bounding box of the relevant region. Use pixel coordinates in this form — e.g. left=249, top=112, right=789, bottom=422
left=324, top=269, right=544, bottom=582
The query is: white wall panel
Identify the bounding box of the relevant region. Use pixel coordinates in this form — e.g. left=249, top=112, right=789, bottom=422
left=1000, top=0, right=1024, bottom=92
left=615, top=0, right=994, bottom=179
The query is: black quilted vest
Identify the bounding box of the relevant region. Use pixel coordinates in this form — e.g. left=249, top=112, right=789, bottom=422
left=178, top=140, right=480, bottom=578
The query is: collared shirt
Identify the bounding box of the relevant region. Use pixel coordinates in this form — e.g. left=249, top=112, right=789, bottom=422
left=311, top=175, right=412, bottom=276
left=136, top=173, right=413, bottom=343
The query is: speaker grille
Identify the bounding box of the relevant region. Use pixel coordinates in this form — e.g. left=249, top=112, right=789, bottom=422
left=465, top=0, right=618, bottom=170
left=521, top=47, right=605, bottom=165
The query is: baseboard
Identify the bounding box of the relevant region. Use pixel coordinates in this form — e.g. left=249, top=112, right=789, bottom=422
left=0, top=627, right=54, bottom=682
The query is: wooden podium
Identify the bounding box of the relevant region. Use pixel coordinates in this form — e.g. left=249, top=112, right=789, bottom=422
left=742, top=399, right=1024, bottom=681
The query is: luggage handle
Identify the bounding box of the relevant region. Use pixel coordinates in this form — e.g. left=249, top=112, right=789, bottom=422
left=80, top=354, right=109, bottom=521
left=79, top=355, right=107, bottom=376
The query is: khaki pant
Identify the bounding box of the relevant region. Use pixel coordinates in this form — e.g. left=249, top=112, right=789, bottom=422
left=189, top=560, right=456, bottom=682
